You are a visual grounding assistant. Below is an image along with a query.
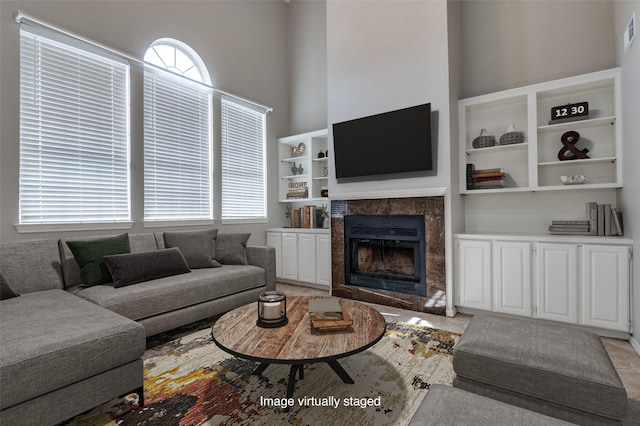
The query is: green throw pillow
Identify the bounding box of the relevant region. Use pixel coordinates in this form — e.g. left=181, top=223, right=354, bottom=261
left=66, top=234, right=131, bottom=286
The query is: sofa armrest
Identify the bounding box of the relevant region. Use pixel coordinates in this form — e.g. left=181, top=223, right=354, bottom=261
left=245, top=246, right=276, bottom=291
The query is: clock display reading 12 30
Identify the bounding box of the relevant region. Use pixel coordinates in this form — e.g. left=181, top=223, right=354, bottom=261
left=550, top=101, right=589, bottom=124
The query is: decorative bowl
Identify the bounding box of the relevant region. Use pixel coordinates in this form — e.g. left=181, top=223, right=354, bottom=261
left=560, top=175, right=586, bottom=185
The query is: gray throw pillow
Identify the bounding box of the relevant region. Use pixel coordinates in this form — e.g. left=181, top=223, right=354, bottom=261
left=103, top=248, right=191, bottom=288
left=0, top=273, right=19, bottom=300
left=163, top=229, right=221, bottom=269
left=66, top=234, right=131, bottom=286
left=215, top=233, right=250, bottom=265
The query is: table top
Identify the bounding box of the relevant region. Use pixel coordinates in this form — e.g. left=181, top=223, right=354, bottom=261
left=211, top=296, right=386, bottom=364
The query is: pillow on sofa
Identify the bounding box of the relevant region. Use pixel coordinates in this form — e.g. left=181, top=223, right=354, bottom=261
left=66, top=234, right=131, bottom=286
left=104, top=248, right=191, bottom=288
left=163, top=229, right=221, bottom=269
left=215, top=233, right=250, bottom=265
left=0, top=273, right=19, bottom=300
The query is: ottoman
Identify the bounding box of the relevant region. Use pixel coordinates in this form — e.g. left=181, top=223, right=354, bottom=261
left=409, top=385, right=573, bottom=425
left=453, top=314, right=627, bottom=425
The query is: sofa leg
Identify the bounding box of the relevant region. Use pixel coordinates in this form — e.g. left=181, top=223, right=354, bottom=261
left=136, top=386, right=144, bottom=408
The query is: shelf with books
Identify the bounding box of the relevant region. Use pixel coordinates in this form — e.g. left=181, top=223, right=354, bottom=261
left=459, top=68, right=622, bottom=194
left=278, top=129, right=329, bottom=203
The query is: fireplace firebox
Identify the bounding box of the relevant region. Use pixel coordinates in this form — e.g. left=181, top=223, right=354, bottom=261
left=344, top=215, right=426, bottom=297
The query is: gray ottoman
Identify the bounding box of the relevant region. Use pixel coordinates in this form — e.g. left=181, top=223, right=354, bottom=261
left=410, top=385, right=572, bottom=425
left=453, top=314, right=627, bottom=425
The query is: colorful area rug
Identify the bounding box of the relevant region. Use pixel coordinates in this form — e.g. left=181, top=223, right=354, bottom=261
left=66, top=319, right=460, bottom=426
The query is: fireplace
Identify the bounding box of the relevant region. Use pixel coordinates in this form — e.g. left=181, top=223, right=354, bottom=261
left=344, top=215, right=426, bottom=297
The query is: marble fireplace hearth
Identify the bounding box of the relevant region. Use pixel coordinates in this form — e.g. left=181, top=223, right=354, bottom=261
left=331, top=196, right=446, bottom=315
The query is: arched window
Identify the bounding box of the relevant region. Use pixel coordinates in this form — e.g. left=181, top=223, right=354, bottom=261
left=143, top=39, right=213, bottom=222
left=144, top=38, right=210, bottom=84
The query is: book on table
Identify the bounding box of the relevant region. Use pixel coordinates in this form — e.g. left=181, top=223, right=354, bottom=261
left=308, top=297, right=353, bottom=332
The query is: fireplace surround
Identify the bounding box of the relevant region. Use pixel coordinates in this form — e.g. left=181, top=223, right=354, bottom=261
left=331, top=196, right=446, bottom=315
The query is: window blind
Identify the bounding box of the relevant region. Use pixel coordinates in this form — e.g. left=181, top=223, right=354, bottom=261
left=220, top=97, right=267, bottom=221
left=19, top=27, right=130, bottom=224
left=143, top=66, right=213, bottom=221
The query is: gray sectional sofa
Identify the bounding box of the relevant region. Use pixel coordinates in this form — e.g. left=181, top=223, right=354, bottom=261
left=0, top=230, right=276, bottom=426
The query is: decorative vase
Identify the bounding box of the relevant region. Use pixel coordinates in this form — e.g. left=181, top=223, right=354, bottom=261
left=499, top=124, right=525, bottom=145
left=472, top=128, right=496, bottom=148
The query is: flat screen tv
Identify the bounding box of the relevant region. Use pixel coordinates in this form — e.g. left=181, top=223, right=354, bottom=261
left=332, top=103, right=433, bottom=181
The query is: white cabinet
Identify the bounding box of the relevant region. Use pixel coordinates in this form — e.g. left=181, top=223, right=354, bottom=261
left=536, top=243, right=578, bottom=324
left=315, top=234, right=332, bottom=286
left=456, top=239, right=492, bottom=310
left=582, top=245, right=630, bottom=332
left=278, top=129, right=329, bottom=202
left=265, top=229, right=331, bottom=289
left=493, top=241, right=531, bottom=317
left=266, top=232, right=282, bottom=278
left=455, top=234, right=632, bottom=333
left=297, top=233, right=316, bottom=283
left=281, top=232, right=298, bottom=281
left=459, top=68, right=622, bottom=193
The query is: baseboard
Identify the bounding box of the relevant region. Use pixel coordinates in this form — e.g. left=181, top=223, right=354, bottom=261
left=630, top=336, right=640, bottom=356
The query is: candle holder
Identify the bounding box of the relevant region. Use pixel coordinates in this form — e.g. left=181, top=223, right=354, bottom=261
left=257, top=291, right=288, bottom=328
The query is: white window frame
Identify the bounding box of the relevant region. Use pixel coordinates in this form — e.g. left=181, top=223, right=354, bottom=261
left=17, top=25, right=131, bottom=232
left=220, top=96, right=268, bottom=224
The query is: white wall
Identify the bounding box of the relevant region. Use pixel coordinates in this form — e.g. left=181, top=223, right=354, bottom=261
left=326, top=0, right=452, bottom=197
left=614, top=0, right=640, bottom=351
left=287, top=0, right=327, bottom=135
left=461, top=0, right=615, bottom=98
left=0, top=0, right=290, bottom=243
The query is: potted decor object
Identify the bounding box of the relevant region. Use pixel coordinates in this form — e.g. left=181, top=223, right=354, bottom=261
left=499, top=124, right=525, bottom=145
left=472, top=128, right=496, bottom=148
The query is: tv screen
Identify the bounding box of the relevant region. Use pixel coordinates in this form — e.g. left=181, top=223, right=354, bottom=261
left=332, top=103, right=432, bottom=180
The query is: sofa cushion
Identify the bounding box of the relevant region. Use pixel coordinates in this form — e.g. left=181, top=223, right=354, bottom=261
left=453, top=314, right=627, bottom=420
left=104, top=248, right=191, bottom=288
left=215, top=233, right=250, bottom=265
left=0, top=238, right=64, bottom=294
left=71, top=265, right=265, bottom=321
left=163, top=229, right=221, bottom=269
left=0, top=289, right=145, bottom=410
left=0, top=273, right=19, bottom=300
left=65, top=234, right=131, bottom=285
left=59, top=233, right=159, bottom=288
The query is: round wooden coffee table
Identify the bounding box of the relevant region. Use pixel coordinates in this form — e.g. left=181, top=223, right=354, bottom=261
left=212, top=296, right=386, bottom=406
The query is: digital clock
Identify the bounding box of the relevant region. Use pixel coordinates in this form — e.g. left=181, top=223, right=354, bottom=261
left=550, top=102, right=589, bottom=124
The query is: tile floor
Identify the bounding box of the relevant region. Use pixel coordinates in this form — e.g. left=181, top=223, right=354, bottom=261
left=277, top=282, right=640, bottom=401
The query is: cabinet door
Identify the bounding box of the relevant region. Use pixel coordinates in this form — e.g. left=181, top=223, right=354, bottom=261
left=536, top=243, right=578, bottom=324
left=297, top=233, right=316, bottom=283
left=581, top=245, right=630, bottom=332
left=266, top=232, right=282, bottom=279
left=281, top=233, right=298, bottom=281
left=493, top=241, right=531, bottom=317
left=315, top=234, right=331, bottom=286
left=456, top=239, right=492, bottom=311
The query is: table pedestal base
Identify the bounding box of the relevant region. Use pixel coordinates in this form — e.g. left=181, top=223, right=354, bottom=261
left=253, top=361, right=354, bottom=412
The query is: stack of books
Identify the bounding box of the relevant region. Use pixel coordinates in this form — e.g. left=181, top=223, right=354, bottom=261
left=548, top=220, right=591, bottom=235
left=466, top=164, right=507, bottom=189
left=586, top=202, right=623, bottom=236
left=289, top=206, right=325, bottom=229
left=548, top=203, right=623, bottom=236
left=308, top=297, right=352, bottom=332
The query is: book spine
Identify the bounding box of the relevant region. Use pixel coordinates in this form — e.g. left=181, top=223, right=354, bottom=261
left=604, top=204, right=612, bottom=236
left=587, top=202, right=597, bottom=235
left=597, top=204, right=604, bottom=236
left=612, top=208, right=623, bottom=236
